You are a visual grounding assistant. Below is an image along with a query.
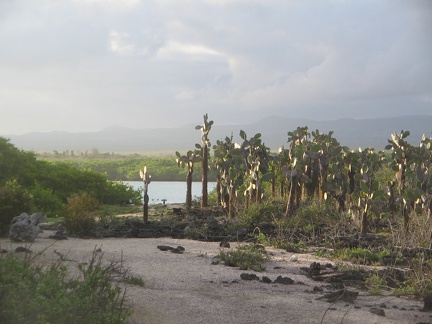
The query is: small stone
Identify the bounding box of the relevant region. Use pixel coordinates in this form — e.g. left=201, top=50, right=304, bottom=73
left=379, top=303, right=387, bottom=308
left=49, top=233, right=68, bottom=240
left=313, top=286, right=323, bottom=293
left=370, top=308, right=386, bottom=316
left=354, top=306, right=361, bottom=309
left=211, top=260, right=220, bottom=265
left=219, top=241, right=230, bottom=248
left=95, top=248, right=102, bottom=253
left=176, top=246, right=185, bottom=252
left=254, top=244, right=265, bottom=250
left=325, top=263, right=333, bottom=268
left=261, top=276, right=272, bottom=284
left=400, top=307, right=406, bottom=311
left=157, top=245, right=174, bottom=251
left=15, top=246, right=32, bottom=253
left=273, top=276, right=294, bottom=285
left=240, top=273, right=259, bottom=281
left=308, top=262, right=321, bottom=277
left=392, top=305, right=398, bottom=309
left=289, top=255, right=298, bottom=262
left=170, top=248, right=184, bottom=254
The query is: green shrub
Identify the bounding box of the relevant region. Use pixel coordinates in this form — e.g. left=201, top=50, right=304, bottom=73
left=239, top=201, right=282, bottom=226
left=64, top=192, right=100, bottom=236
left=290, top=200, right=334, bottom=227
left=0, top=180, right=33, bottom=234
left=218, top=245, right=269, bottom=272
left=366, top=274, right=386, bottom=295
left=30, top=182, right=64, bottom=217
left=334, top=247, right=401, bottom=266
left=0, top=251, right=131, bottom=323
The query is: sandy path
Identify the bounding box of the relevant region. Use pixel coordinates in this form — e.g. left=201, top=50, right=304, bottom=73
left=1, top=230, right=430, bottom=324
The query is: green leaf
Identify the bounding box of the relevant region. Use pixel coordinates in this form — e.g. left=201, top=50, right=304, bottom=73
left=261, top=172, right=274, bottom=182
left=240, top=130, right=247, bottom=140
left=360, top=181, right=369, bottom=192
left=402, top=130, right=410, bottom=139
left=354, top=173, right=363, bottom=181
left=384, top=144, right=393, bottom=150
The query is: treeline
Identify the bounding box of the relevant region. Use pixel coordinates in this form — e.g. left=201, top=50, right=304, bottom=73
left=39, top=155, right=218, bottom=182
left=0, top=137, right=141, bottom=232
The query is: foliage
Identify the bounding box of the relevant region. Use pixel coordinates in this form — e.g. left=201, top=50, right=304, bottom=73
left=218, top=245, right=269, bottom=272
left=239, top=201, right=282, bottom=226
left=333, top=247, right=402, bottom=266
left=0, top=180, right=33, bottom=234
left=30, top=182, right=64, bottom=216
left=0, top=137, right=141, bottom=219
left=365, top=274, right=387, bottom=295
left=41, top=154, right=216, bottom=182
left=64, top=192, right=100, bottom=236
left=0, top=251, right=131, bottom=323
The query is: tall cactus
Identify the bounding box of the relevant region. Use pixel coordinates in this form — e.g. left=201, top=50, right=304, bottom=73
left=195, top=113, right=213, bottom=208
left=139, top=166, right=151, bottom=222
left=176, top=150, right=200, bottom=209
left=212, top=136, right=244, bottom=219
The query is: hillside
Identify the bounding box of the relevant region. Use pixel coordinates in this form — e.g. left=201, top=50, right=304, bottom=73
left=4, top=115, right=432, bottom=153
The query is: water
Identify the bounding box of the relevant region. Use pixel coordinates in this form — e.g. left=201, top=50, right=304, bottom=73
left=123, top=181, right=217, bottom=205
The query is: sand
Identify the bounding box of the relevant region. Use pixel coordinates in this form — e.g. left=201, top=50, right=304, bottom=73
left=1, top=230, right=430, bottom=324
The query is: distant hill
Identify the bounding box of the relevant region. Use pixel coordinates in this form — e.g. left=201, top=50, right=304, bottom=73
left=3, top=115, right=432, bottom=154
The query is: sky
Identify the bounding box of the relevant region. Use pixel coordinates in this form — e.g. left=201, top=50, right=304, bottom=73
left=0, top=0, right=431, bottom=135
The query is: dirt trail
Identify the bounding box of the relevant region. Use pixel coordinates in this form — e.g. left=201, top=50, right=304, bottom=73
left=1, top=230, right=430, bottom=324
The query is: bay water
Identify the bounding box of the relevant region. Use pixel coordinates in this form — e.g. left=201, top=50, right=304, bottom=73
left=123, top=181, right=217, bottom=205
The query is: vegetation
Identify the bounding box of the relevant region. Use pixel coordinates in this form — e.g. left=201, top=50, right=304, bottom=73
left=218, top=245, right=269, bottom=272
left=3, top=114, right=432, bottom=313
left=0, top=137, right=141, bottom=234
left=63, top=192, right=100, bottom=236
left=0, top=250, right=132, bottom=323
left=37, top=152, right=216, bottom=182
left=195, top=113, right=213, bottom=207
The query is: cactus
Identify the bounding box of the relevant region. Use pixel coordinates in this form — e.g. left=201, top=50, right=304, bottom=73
left=139, top=166, right=151, bottom=222
left=176, top=150, right=200, bottom=209
left=195, top=113, right=213, bottom=208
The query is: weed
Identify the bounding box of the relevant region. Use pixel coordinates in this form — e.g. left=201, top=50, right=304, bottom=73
left=0, top=249, right=132, bottom=323
left=218, top=245, right=269, bottom=272
left=366, top=274, right=386, bottom=295
left=334, top=247, right=402, bottom=266
left=64, top=192, right=100, bottom=236
left=125, top=275, right=145, bottom=287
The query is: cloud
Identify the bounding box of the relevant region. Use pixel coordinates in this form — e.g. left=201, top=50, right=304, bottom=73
left=0, top=0, right=430, bottom=135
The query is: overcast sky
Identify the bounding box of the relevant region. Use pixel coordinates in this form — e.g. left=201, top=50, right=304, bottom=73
left=0, top=0, right=431, bottom=135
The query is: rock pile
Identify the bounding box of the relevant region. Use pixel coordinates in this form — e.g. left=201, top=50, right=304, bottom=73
left=9, top=212, right=47, bottom=242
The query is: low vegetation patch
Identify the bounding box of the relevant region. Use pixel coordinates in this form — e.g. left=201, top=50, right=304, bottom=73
left=218, top=245, right=269, bottom=272
left=0, top=250, right=134, bottom=324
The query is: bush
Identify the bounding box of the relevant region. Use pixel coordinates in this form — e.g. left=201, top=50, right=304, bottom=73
left=30, top=182, right=64, bottom=217
left=291, top=200, right=335, bottom=228
left=239, top=201, right=283, bottom=226
left=218, top=245, right=269, bottom=271
left=0, top=180, right=33, bottom=235
left=64, top=192, right=100, bottom=236
left=0, top=251, right=131, bottom=323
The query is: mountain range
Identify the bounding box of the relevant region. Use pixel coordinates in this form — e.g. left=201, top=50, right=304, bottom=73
left=3, top=115, right=432, bottom=154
